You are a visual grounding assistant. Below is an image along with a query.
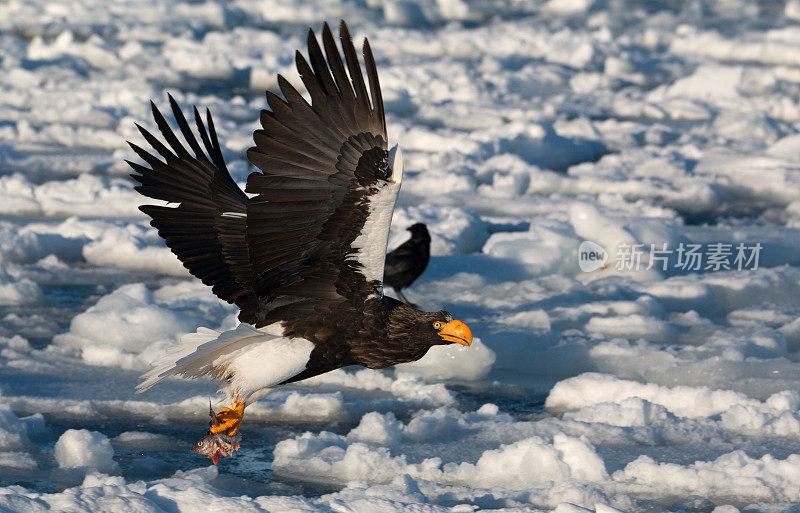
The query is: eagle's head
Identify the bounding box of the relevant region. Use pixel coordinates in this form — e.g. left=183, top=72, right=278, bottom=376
left=429, top=311, right=472, bottom=346
left=388, top=305, right=472, bottom=350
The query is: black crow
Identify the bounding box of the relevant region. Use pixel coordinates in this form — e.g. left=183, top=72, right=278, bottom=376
left=384, top=223, right=431, bottom=305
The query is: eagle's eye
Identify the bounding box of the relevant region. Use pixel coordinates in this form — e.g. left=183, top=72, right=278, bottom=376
left=433, top=321, right=442, bottom=329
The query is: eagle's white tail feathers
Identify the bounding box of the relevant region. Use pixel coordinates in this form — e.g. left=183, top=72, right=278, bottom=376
left=136, top=324, right=275, bottom=394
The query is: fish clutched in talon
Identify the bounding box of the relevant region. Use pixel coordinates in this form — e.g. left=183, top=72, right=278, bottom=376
left=191, top=401, right=242, bottom=464
left=209, top=398, right=245, bottom=436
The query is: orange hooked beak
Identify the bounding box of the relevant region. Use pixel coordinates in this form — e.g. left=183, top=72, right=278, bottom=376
left=438, top=319, right=473, bottom=346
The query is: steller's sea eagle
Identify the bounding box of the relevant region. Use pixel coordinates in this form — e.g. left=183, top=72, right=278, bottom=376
left=127, top=20, right=472, bottom=462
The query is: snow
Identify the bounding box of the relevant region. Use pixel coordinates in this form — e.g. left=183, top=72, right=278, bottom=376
left=0, top=404, right=44, bottom=452
left=273, top=429, right=608, bottom=489
left=2, top=0, right=800, bottom=512
left=54, top=429, right=119, bottom=473
left=54, top=282, right=225, bottom=370
left=0, top=270, right=42, bottom=306
left=613, top=452, right=800, bottom=503
left=395, top=336, right=495, bottom=380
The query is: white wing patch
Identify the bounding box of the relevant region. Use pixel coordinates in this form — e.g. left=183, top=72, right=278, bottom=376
left=349, top=145, right=404, bottom=285
left=224, top=335, right=313, bottom=399
left=137, top=323, right=313, bottom=400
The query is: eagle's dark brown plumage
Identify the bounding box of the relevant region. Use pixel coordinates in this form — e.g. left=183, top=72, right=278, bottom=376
left=127, top=21, right=472, bottom=462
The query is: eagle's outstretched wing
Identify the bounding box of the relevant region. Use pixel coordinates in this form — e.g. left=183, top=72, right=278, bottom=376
left=128, top=97, right=257, bottom=310
left=129, top=21, right=403, bottom=331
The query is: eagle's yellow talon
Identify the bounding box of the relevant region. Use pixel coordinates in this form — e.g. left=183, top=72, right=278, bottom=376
left=210, top=398, right=245, bottom=436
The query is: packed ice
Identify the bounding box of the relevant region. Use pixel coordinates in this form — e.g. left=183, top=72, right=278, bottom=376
left=2, top=0, right=800, bottom=512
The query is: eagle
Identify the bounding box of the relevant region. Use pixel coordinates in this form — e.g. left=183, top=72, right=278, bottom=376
left=127, top=21, right=472, bottom=461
